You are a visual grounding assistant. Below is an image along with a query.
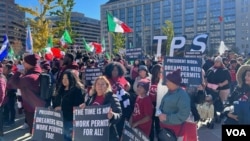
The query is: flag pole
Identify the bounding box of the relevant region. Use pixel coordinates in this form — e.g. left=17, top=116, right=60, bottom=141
left=108, top=32, right=112, bottom=59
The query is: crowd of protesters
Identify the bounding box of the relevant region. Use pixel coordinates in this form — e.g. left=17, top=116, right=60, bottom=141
left=0, top=49, right=249, bottom=141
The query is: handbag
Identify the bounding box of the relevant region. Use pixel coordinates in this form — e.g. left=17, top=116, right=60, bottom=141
left=158, top=122, right=185, bottom=141
left=158, top=128, right=177, bottom=141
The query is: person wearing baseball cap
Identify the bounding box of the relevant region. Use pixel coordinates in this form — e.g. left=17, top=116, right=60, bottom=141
left=8, top=54, right=45, bottom=134
left=157, top=69, right=191, bottom=141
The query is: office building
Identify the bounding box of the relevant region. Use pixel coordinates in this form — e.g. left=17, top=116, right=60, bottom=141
left=101, top=0, right=250, bottom=55
left=47, top=12, right=101, bottom=47
left=0, top=0, right=25, bottom=48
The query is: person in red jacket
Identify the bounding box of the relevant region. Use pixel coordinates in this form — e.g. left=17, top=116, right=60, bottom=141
left=0, top=63, right=7, bottom=136
left=8, top=54, right=45, bottom=134
left=130, top=78, right=153, bottom=137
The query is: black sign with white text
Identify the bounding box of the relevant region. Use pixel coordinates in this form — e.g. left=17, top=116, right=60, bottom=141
left=184, top=51, right=202, bottom=58
left=163, top=57, right=202, bottom=87
left=32, top=107, right=64, bottom=141
left=85, top=68, right=102, bottom=85
left=73, top=105, right=110, bottom=141
left=122, top=121, right=149, bottom=141
left=126, top=47, right=142, bottom=61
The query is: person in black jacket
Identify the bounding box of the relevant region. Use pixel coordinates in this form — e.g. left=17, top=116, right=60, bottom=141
left=3, top=63, right=17, bottom=127
left=223, top=65, right=250, bottom=124
left=79, top=76, right=122, bottom=141
left=53, top=70, right=85, bottom=141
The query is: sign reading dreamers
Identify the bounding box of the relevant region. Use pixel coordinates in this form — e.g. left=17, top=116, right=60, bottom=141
left=32, top=107, right=64, bottom=141
left=163, top=57, right=202, bottom=87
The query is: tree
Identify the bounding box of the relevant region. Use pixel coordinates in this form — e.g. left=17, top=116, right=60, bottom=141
left=18, top=0, right=58, bottom=52
left=162, top=20, right=174, bottom=56
left=50, top=0, right=76, bottom=44
left=111, top=33, right=125, bottom=54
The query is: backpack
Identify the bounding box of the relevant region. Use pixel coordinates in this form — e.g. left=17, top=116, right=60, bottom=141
left=39, top=72, right=52, bottom=100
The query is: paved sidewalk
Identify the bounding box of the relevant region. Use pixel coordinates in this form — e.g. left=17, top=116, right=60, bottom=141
left=198, top=123, right=221, bottom=141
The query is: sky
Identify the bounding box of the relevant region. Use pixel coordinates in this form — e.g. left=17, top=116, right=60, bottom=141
left=15, top=0, right=108, bottom=20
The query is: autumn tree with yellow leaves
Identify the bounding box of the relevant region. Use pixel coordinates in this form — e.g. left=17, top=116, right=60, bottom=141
left=50, top=0, right=76, bottom=40
left=18, top=0, right=75, bottom=52
left=111, top=33, right=125, bottom=55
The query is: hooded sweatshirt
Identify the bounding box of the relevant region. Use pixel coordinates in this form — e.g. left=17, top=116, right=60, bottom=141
left=9, top=66, right=45, bottom=112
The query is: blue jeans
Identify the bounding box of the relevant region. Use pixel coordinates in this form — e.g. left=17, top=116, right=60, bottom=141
left=63, top=121, right=73, bottom=141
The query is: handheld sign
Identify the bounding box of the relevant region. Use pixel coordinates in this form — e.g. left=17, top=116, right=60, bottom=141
left=122, top=121, right=149, bottom=141
left=126, top=47, right=142, bottom=62
left=32, top=107, right=63, bottom=141
left=85, top=68, right=103, bottom=86
left=163, top=57, right=202, bottom=87
left=73, top=105, right=110, bottom=141
left=184, top=51, right=203, bottom=58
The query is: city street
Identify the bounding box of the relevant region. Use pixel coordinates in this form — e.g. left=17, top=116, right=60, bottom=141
left=1, top=113, right=222, bottom=141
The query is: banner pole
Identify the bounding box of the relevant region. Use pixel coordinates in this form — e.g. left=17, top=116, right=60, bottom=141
left=108, top=32, right=112, bottom=58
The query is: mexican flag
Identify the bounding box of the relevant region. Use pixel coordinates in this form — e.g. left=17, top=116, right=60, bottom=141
left=83, top=38, right=94, bottom=52
left=107, top=12, right=133, bottom=33
left=60, top=30, right=72, bottom=47
left=89, top=42, right=102, bottom=54
left=44, top=47, right=53, bottom=61
left=44, top=47, right=62, bottom=61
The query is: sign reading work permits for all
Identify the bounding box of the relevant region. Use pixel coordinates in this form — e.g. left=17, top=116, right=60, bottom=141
left=122, top=121, right=149, bottom=141
left=163, top=57, right=202, bottom=87
left=73, top=104, right=110, bottom=141
left=126, top=47, right=142, bottom=62
left=85, top=68, right=102, bottom=85
left=32, top=107, right=64, bottom=141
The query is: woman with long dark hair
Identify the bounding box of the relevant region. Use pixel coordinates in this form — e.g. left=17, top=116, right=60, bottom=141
left=53, top=70, right=85, bottom=141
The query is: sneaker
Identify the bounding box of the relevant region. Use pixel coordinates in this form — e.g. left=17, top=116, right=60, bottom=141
left=21, top=123, right=29, bottom=129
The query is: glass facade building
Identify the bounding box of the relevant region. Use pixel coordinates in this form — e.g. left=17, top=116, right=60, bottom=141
left=101, top=0, right=250, bottom=55
left=0, top=0, right=25, bottom=44
left=47, top=12, right=101, bottom=46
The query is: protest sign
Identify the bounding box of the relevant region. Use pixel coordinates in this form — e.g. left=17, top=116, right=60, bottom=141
left=122, top=121, right=149, bottom=141
left=154, top=33, right=208, bottom=57
left=85, top=68, right=102, bottom=85
left=73, top=105, right=110, bottom=141
left=184, top=51, right=203, bottom=58
left=32, top=107, right=63, bottom=141
left=126, top=47, right=142, bottom=61
left=163, top=57, right=202, bottom=87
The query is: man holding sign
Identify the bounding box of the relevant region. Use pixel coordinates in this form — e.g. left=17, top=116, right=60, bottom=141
left=79, top=76, right=122, bottom=141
